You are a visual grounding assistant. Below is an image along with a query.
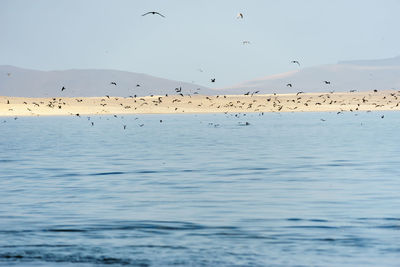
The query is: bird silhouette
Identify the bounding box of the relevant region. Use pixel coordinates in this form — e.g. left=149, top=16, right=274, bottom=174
left=324, top=81, right=331, bottom=85
left=286, top=83, right=292, bottom=87
left=175, top=87, right=182, bottom=92
left=237, top=13, right=244, bottom=19
left=142, top=11, right=165, bottom=18
left=291, top=60, right=300, bottom=66
left=211, top=78, right=216, bottom=83
left=110, top=82, right=117, bottom=86
left=61, top=86, right=66, bottom=91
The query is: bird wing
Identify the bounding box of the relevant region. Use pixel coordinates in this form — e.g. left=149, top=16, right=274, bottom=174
left=142, top=12, right=152, bottom=16
left=155, top=12, right=165, bottom=17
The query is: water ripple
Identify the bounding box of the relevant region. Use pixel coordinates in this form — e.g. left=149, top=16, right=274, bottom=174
left=0, top=252, right=149, bottom=266
left=90, top=171, right=126, bottom=176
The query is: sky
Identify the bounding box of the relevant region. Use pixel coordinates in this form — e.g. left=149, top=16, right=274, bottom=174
left=1, top=0, right=399, bottom=88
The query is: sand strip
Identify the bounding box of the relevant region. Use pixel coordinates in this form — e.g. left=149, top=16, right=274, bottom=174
left=1, top=91, right=400, bottom=117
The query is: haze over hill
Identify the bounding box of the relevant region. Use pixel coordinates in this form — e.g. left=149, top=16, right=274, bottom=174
left=1, top=56, right=400, bottom=97
left=219, top=56, right=400, bottom=94
left=0, top=66, right=215, bottom=97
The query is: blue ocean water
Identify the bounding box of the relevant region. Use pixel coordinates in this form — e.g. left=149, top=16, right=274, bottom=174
left=0, top=111, right=400, bottom=266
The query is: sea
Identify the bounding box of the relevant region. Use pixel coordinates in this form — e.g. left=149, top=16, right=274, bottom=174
left=0, top=111, right=399, bottom=266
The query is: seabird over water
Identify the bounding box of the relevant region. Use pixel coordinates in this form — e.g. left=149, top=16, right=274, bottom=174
left=142, top=11, right=165, bottom=18
left=291, top=60, right=300, bottom=66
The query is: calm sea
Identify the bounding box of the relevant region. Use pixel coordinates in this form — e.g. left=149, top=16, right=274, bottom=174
left=1, top=111, right=399, bottom=266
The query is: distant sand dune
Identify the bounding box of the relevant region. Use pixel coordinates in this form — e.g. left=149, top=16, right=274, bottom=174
left=1, top=91, right=400, bottom=117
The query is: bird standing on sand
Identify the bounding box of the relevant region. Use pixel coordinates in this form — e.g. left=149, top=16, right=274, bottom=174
left=142, top=11, right=165, bottom=18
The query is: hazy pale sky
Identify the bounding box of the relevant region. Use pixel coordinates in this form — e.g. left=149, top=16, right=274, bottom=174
left=1, top=0, right=399, bottom=87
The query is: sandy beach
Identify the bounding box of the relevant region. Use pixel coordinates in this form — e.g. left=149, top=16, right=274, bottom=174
left=1, top=90, right=399, bottom=117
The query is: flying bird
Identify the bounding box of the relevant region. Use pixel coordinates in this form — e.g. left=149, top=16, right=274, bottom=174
left=237, top=13, right=244, bottom=19
left=286, top=83, right=292, bottom=87
left=242, top=40, right=251, bottom=45
left=291, top=60, right=300, bottom=66
left=211, top=78, right=216, bottom=83
left=175, top=87, right=182, bottom=92
left=324, top=81, right=331, bottom=85
left=61, top=86, right=66, bottom=91
left=142, top=11, right=165, bottom=18
left=110, top=82, right=117, bottom=86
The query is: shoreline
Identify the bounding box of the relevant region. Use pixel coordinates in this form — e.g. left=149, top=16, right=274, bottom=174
left=1, top=91, right=400, bottom=117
